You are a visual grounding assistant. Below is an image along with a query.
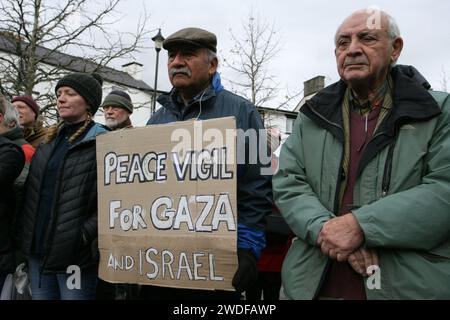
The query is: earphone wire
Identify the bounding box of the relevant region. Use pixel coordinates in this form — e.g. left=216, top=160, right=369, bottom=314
left=195, top=88, right=207, bottom=121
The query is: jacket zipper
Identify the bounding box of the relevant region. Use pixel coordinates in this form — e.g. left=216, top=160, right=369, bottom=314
left=304, top=103, right=346, bottom=214
left=27, top=141, right=56, bottom=279
left=29, top=147, right=51, bottom=252
left=381, top=137, right=396, bottom=197
left=306, top=103, right=345, bottom=299
left=40, top=152, right=68, bottom=275
left=40, top=139, right=92, bottom=274
left=312, top=148, right=344, bottom=299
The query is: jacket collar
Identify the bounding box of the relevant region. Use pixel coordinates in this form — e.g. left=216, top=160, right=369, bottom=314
left=0, top=125, right=25, bottom=142
left=157, top=84, right=217, bottom=118
left=301, top=80, right=347, bottom=143
left=61, top=122, right=109, bottom=148
left=302, top=65, right=442, bottom=141
left=301, top=65, right=442, bottom=177
left=79, top=123, right=109, bottom=143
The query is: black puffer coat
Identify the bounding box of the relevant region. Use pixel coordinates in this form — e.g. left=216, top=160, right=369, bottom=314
left=19, top=123, right=108, bottom=273
left=0, top=136, right=25, bottom=273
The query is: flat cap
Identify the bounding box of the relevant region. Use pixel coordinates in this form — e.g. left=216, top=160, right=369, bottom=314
left=163, top=27, right=217, bottom=53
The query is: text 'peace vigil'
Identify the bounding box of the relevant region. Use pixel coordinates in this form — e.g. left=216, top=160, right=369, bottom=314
left=103, top=147, right=233, bottom=184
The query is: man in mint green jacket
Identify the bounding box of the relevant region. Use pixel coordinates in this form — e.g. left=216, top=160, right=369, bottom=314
left=273, top=8, right=450, bottom=300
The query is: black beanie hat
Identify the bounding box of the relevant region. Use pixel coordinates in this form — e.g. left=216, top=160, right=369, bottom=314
left=55, top=72, right=103, bottom=115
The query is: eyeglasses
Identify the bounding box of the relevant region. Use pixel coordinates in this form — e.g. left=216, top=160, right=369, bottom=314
left=102, top=105, right=120, bottom=112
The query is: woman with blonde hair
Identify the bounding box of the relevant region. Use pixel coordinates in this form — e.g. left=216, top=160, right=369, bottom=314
left=19, top=72, right=109, bottom=300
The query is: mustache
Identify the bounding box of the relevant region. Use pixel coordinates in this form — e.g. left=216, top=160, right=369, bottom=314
left=170, top=67, right=192, bottom=77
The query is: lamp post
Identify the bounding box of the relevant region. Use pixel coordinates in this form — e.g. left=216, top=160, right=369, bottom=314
left=151, top=28, right=164, bottom=116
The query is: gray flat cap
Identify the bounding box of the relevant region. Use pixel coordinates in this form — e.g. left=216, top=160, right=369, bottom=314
left=163, top=27, right=217, bottom=53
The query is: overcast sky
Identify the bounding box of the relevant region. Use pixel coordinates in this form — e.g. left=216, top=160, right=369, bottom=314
left=110, top=0, right=450, bottom=107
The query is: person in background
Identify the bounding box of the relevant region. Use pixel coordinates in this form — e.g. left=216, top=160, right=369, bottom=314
left=0, top=96, right=25, bottom=292
left=102, top=90, right=134, bottom=130
left=0, top=97, right=35, bottom=268
left=12, top=96, right=47, bottom=148
left=0, top=97, right=35, bottom=192
left=18, top=73, right=109, bottom=300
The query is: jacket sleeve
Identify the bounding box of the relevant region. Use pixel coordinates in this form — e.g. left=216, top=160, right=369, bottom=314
left=81, top=151, right=99, bottom=245
left=82, top=210, right=98, bottom=244
left=0, top=141, right=25, bottom=184
left=273, top=113, right=334, bottom=246
left=12, top=145, right=35, bottom=228
left=236, top=104, right=273, bottom=259
left=353, top=93, right=450, bottom=251
left=81, top=183, right=98, bottom=246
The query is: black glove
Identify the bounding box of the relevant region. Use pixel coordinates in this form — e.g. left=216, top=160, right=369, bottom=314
left=232, top=248, right=258, bottom=293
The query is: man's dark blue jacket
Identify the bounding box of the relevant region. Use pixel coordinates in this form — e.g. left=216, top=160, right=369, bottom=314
left=147, top=76, right=273, bottom=259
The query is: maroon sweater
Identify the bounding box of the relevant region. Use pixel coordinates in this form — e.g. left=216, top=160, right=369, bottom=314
left=319, top=106, right=381, bottom=300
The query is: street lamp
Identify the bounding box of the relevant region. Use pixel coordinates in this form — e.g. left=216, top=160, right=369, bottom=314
left=151, top=28, right=164, bottom=116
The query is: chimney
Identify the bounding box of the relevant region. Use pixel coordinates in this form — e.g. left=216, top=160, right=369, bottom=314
left=122, top=62, right=144, bottom=80
left=304, top=76, right=325, bottom=97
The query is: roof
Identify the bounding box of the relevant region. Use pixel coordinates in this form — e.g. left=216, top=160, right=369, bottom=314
left=294, top=92, right=318, bottom=112
left=0, top=33, right=153, bottom=92
left=257, top=105, right=298, bottom=117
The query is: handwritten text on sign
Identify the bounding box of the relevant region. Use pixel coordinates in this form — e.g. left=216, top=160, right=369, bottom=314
left=96, top=118, right=238, bottom=290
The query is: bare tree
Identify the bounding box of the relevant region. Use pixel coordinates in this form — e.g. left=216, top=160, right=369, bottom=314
left=0, top=0, right=151, bottom=123
left=223, top=10, right=301, bottom=112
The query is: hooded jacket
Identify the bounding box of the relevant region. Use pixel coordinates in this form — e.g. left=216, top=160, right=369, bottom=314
left=19, top=123, right=108, bottom=273
left=273, top=65, right=450, bottom=299
left=148, top=76, right=272, bottom=259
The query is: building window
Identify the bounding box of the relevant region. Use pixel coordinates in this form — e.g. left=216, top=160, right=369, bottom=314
left=286, top=117, right=295, bottom=134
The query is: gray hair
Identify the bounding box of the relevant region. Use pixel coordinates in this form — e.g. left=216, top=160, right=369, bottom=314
left=334, top=9, right=401, bottom=45
left=386, top=13, right=401, bottom=39
left=205, top=48, right=218, bottom=64
left=0, top=95, right=19, bottom=127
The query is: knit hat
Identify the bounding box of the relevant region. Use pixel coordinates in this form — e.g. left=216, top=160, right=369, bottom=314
left=11, top=95, right=40, bottom=119
left=101, top=90, right=133, bottom=114
left=55, top=72, right=103, bottom=115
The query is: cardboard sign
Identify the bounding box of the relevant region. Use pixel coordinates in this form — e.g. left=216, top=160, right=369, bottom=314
left=96, top=117, right=238, bottom=291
